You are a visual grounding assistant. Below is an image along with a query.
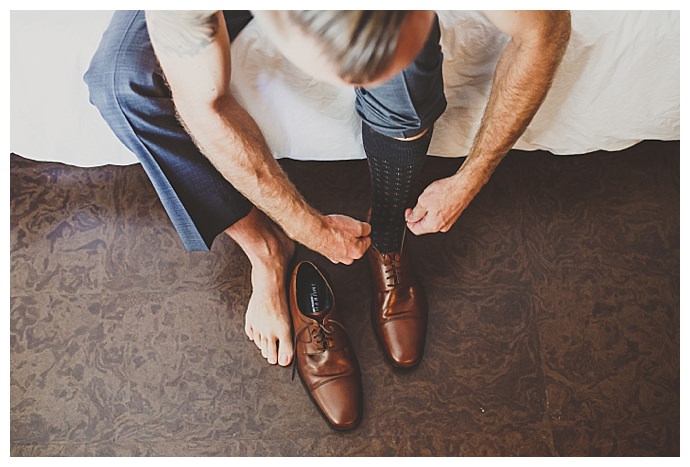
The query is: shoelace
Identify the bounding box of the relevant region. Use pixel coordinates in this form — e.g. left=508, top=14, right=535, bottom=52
left=291, top=319, right=347, bottom=380
left=382, top=252, right=402, bottom=288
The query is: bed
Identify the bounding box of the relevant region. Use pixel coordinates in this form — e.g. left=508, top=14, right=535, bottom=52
left=10, top=10, right=679, bottom=167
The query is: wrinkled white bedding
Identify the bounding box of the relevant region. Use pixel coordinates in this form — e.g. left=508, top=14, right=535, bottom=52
left=10, top=10, right=679, bottom=167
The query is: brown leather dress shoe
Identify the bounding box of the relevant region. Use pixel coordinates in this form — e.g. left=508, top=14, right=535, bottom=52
left=289, top=261, right=362, bottom=431
left=368, top=246, right=428, bottom=368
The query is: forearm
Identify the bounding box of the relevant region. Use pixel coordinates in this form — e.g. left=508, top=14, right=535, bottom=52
left=178, top=92, right=325, bottom=242
left=406, top=12, right=570, bottom=235
left=459, top=11, right=571, bottom=186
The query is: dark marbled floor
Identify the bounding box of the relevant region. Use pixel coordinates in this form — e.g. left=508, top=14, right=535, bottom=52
left=10, top=140, right=679, bottom=456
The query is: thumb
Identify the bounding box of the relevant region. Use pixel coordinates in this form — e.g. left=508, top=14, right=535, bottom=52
left=405, top=204, right=426, bottom=224
left=358, top=220, right=372, bottom=237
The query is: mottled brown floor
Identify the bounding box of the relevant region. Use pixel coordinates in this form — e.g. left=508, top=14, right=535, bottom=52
left=10, top=140, right=679, bottom=456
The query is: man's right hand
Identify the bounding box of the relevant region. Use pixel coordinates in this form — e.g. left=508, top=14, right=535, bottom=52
left=303, top=214, right=371, bottom=265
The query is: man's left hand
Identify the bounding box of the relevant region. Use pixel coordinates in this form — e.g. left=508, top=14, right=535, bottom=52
left=405, top=169, right=483, bottom=236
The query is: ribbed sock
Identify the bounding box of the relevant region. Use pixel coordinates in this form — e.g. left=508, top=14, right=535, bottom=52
left=363, top=122, right=432, bottom=252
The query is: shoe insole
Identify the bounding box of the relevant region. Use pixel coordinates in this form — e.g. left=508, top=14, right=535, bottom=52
left=296, top=263, right=333, bottom=315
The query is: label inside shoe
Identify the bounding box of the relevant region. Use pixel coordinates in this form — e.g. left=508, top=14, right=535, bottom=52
left=309, top=282, right=321, bottom=313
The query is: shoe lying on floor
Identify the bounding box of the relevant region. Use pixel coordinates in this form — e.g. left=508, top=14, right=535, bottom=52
left=289, top=260, right=363, bottom=431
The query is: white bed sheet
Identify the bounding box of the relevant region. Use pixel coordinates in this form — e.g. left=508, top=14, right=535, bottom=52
left=10, top=10, right=679, bottom=167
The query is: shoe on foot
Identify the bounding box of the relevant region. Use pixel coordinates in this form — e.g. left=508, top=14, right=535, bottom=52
left=368, top=246, right=428, bottom=368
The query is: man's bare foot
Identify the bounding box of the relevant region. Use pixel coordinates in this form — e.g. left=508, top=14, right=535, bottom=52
left=225, top=208, right=296, bottom=367
left=244, top=236, right=295, bottom=366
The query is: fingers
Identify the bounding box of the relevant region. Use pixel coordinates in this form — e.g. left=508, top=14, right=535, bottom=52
left=358, top=235, right=372, bottom=253
left=405, top=205, right=426, bottom=224
left=407, top=217, right=431, bottom=236
left=351, top=220, right=372, bottom=259
left=406, top=203, right=432, bottom=236
left=407, top=207, right=451, bottom=236
left=320, top=215, right=372, bottom=265
left=333, top=235, right=371, bottom=265
left=341, top=231, right=371, bottom=264
left=358, top=220, right=372, bottom=237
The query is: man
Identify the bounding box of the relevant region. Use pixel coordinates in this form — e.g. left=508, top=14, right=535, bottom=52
left=85, top=10, right=571, bottom=369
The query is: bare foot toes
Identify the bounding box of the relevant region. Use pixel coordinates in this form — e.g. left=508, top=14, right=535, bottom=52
left=243, top=235, right=295, bottom=367
left=226, top=208, right=296, bottom=367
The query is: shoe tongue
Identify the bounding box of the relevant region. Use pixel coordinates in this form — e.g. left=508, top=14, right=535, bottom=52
left=304, top=309, right=327, bottom=323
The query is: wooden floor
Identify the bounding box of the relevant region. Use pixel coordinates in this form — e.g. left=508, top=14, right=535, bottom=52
left=10, top=140, right=679, bottom=456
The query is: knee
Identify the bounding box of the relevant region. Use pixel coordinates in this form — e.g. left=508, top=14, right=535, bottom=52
left=84, top=11, right=149, bottom=114
left=84, top=44, right=166, bottom=125
left=83, top=50, right=116, bottom=113
left=359, top=109, right=435, bottom=140
left=394, top=127, right=430, bottom=141
left=356, top=87, right=446, bottom=139
left=84, top=43, right=148, bottom=121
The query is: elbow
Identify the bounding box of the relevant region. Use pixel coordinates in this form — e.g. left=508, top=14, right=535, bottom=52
left=208, top=90, right=240, bottom=118
left=514, top=11, right=571, bottom=68
left=549, top=11, right=572, bottom=56
left=174, top=86, right=234, bottom=121
left=536, top=11, right=571, bottom=62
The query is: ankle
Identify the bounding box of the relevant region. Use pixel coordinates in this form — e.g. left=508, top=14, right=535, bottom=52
left=248, top=233, right=291, bottom=264
left=224, top=208, right=294, bottom=264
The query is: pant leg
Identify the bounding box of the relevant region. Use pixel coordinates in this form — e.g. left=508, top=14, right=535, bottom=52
left=355, top=14, right=446, bottom=138
left=84, top=10, right=253, bottom=252
left=356, top=14, right=446, bottom=251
